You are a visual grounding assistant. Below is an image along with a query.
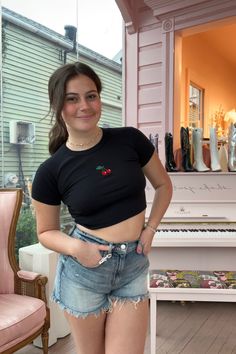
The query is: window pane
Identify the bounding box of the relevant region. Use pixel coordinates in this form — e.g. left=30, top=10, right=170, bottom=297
left=189, top=83, right=204, bottom=129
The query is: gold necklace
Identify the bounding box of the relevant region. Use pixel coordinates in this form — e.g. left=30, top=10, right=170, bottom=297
left=67, top=129, right=102, bottom=149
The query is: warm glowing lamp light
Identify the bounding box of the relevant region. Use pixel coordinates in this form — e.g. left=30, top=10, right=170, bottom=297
left=224, top=109, right=236, bottom=123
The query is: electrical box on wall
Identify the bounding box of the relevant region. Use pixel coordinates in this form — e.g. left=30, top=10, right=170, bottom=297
left=9, top=121, right=35, bottom=144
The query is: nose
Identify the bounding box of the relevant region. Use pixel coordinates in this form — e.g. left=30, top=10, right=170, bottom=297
left=78, top=97, right=90, bottom=111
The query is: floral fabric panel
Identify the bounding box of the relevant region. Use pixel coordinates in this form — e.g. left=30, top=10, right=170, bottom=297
left=149, top=270, right=236, bottom=289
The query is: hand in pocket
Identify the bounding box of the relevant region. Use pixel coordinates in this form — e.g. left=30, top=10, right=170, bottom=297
left=75, top=239, right=110, bottom=268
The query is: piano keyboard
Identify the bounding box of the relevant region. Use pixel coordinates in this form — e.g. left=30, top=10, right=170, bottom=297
left=152, top=223, right=236, bottom=247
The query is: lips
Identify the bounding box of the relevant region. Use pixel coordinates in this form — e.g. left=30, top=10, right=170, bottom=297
left=77, top=115, right=94, bottom=119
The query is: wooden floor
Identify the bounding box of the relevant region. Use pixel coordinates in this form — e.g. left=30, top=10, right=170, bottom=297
left=15, top=301, right=236, bottom=354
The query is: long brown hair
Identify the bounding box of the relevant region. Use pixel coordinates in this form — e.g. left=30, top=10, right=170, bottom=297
left=48, top=62, right=102, bottom=155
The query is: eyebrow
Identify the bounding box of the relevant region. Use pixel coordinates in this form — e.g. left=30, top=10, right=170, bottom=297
left=65, top=90, right=98, bottom=96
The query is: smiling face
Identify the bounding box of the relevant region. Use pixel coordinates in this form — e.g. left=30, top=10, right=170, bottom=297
left=61, top=74, right=102, bottom=136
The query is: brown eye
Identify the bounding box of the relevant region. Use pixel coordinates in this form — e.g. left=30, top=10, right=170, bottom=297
left=86, top=94, right=99, bottom=101
left=65, top=96, right=78, bottom=103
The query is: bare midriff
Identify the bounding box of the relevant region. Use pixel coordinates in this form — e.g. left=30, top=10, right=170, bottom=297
left=77, top=210, right=145, bottom=243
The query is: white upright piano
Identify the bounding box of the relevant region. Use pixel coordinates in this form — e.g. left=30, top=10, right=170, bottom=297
left=146, top=172, right=236, bottom=271
left=147, top=172, right=236, bottom=354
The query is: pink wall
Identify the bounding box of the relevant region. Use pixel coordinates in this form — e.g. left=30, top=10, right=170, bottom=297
left=116, top=0, right=236, bottom=159
left=121, top=2, right=167, bottom=161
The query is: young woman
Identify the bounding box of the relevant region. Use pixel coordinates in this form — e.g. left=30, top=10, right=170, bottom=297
left=32, top=62, right=172, bottom=354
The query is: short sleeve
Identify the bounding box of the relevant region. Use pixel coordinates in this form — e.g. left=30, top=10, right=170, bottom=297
left=131, top=127, right=155, bottom=166
left=32, top=163, right=61, bottom=205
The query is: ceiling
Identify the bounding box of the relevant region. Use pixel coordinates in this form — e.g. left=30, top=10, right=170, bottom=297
left=202, top=23, right=236, bottom=66
left=189, top=22, right=236, bottom=67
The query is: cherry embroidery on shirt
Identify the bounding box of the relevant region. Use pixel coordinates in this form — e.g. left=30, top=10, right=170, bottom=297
left=96, top=165, right=112, bottom=176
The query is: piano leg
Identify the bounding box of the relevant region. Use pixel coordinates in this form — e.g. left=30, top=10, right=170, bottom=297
left=150, top=293, right=157, bottom=354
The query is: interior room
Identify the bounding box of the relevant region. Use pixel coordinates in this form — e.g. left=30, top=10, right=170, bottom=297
left=174, top=18, right=236, bottom=144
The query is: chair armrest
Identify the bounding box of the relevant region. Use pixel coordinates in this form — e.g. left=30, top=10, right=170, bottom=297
left=15, top=270, right=48, bottom=304
left=16, top=269, right=50, bottom=332
left=17, top=269, right=41, bottom=281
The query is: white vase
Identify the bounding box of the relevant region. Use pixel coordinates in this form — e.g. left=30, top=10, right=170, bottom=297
left=218, top=144, right=228, bottom=172
left=209, top=127, right=221, bottom=171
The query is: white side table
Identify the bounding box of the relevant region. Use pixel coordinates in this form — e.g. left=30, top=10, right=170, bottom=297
left=19, top=243, right=71, bottom=347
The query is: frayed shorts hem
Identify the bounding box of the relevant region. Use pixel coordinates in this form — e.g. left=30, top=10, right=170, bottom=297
left=51, top=293, right=111, bottom=319
left=110, top=292, right=149, bottom=304
left=51, top=292, right=149, bottom=319
left=109, top=293, right=149, bottom=311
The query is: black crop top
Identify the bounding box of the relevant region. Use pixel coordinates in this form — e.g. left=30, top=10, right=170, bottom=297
left=32, top=127, right=155, bottom=229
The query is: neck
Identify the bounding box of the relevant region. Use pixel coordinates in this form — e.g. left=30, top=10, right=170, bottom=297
left=66, top=127, right=102, bottom=151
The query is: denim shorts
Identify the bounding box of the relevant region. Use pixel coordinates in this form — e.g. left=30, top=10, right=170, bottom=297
left=51, top=226, right=150, bottom=318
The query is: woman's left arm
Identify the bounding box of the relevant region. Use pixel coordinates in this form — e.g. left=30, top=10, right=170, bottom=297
left=137, top=151, right=173, bottom=255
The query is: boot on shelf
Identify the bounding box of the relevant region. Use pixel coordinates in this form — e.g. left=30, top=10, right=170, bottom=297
left=164, top=132, right=178, bottom=172
left=218, top=142, right=228, bottom=172
left=149, top=133, right=159, bottom=153
left=209, top=127, right=221, bottom=171
left=192, top=128, right=210, bottom=172
left=228, top=123, right=236, bottom=172
left=180, top=127, right=194, bottom=172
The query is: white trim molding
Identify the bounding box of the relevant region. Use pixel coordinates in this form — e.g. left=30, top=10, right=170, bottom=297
left=144, top=0, right=236, bottom=26
left=145, top=0, right=217, bottom=19
left=115, top=0, right=137, bottom=34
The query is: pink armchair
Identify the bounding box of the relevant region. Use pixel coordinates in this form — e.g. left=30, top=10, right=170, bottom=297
left=0, top=188, right=50, bottom=354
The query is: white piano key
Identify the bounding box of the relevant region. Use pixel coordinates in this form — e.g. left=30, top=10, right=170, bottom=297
left=152, top=223, right=236, bottom=247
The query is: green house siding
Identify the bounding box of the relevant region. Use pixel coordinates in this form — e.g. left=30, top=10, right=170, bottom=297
left=0, top=8, right=122, bottom=188
left=1, top=22, right=56, bottom=187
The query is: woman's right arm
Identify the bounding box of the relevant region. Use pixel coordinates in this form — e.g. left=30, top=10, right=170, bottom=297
left=32, top=199, right=78, bottom=255
left=32, top=199, right=109, bottom=266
